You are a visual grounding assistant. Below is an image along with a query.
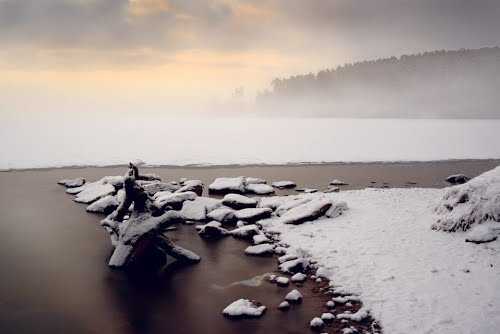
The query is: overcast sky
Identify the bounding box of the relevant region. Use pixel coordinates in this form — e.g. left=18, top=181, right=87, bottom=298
left=1, top=0, right=499, bottom=115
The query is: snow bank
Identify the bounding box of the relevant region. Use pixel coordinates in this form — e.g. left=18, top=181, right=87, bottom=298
left=262, top=188, right=500, bottom=334
left=433, top=166, right=500, bottom=231
left=222, top=299, right=266, bottom=318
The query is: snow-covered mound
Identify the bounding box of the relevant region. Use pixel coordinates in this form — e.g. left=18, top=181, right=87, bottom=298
left=262, top=187, right=500, bottom=334
left=433, top=166, right=500, bottom=231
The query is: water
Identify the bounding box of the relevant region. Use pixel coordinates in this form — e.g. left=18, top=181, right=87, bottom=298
left=1, top=116, right=500, bottom=169
left=0, top=161, right=498, bottom=333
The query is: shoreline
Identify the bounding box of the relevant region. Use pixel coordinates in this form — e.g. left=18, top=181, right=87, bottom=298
left=2, top=158, right=500, bottom=172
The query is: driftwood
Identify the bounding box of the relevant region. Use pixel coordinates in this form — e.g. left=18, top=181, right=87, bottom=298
left=102, top=163, right=200, bottom=268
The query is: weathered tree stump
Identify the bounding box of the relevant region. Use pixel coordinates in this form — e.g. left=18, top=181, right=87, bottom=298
left=101, top=163, right=201, bottom=269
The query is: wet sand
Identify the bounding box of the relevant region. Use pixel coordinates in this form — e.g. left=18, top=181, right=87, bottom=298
left=0, top=160, right=498, bottom=333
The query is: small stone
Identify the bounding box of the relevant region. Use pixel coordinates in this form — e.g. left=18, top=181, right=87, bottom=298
left=278, top=301, right=290, bottom=310
left=285, top=289, right=303, bottom=302
left=310, top=317, right=325, bottom=329
left=276, top=276, right=290, bottom=286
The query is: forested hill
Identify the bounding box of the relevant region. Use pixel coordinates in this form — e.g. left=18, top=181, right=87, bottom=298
left=257, top=47, right=500, bottom=118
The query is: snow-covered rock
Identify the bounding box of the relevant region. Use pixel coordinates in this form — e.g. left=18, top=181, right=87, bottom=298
left=58, top=177, right=85, bottom=188
left=258, top=196, right=291, bottom=210
left=222, top=299, right=266, bottom=318
left=291, top=272, right=307, bottom=283
left=207, top=207, right=236, bottom=225
left=321, top=312, right=335, bottom=321
left=326, top=300, right=335, bottom=309
left=196, top=221, right=229, bottom=239
left=433, top=166, right=500, bottom=231
left=276, top=276, right=290, bottom=286
left=337, top=308, right=369, bottom=322
left=278, top=301, right=290, bottom=310
left=309, top=317, right=324, bottom=329
left=175, top=180, right=203, bottom=196
left=86, top=194, right=119, bottom=214
left=142, top=181, right=180, bottom=195
left=272, top=180, right=296, bottom=189
left=180, top=197, right=221, bottom=221
left=245, top=244, right=275, bottom=256
left=279, top=198, right=332, bottom=225
left=222, top=194, right=258, bottom=209
left=245, top=183, right=275, bottom=195
left=296, top=188, right=318, bottom=193
left=253, top=234, right=271, bottom=244
left=275, top=197, right=313, bottom=216
left=279, top=258, right=310, bottom=274
left=246, top=177, right=267, bottom=185
left=74, top=182, right=116, bottom=204
left=446, top=174, right=470, bottom=185
left=330, top=179, right=348, bottom=186
left=285, top=289, right=303, bottom=302
left=325, top=186, right=340, bottom=193
left=209, top=177, right=246, bottom=194
left=325, top=201, right=348, bottom=218
left=229, top=224, right=261, bottom=239
left=465, top=223, right=500, bottom=244
left=154, top=191, right=197, bottom=210
left=235, top=208, right=272, bottom=222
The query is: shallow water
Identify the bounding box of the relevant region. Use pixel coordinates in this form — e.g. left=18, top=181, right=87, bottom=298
left=0, top=160, right=498, bottom=333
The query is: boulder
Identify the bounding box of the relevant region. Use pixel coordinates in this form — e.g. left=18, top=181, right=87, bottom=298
left=279, top=258, right=310, bottom=274
left=246, top=177, right=267, bottom=184
left=330, top=179, right=348, bottom=186
left=235, top=208, right=273, bottom=222
left=446, top=174, right=470, bottom=185
left=207, top=207, right=237, bottom=225
left=58, top=177, right=85, bottom=188
left=280, top=199, right=332, bottom=225
left=180, top=197, right=221, bottom=222
left=222, top=194, right=258, bottom=209
left=154, top=191, right=197, bottom=210
left=433, top=166, right=500, bottom=231
left=271, top=180, right=296, bottom=189
left=196, top=221, right=229, bottom=239
left=74, top=182, right=116, bottom=204
left=175, top=180, right=203, bottom=196
left=209, top=177, right=246, bottom=194
left=285, top=289, right=303, bottom=302
left=86, top=194, right=120, bottom=214
left=245, top=183, right=275, bottom=195
left=229, top=224, right=261, bottom=239
left=245, top=244, right=275, bottom=256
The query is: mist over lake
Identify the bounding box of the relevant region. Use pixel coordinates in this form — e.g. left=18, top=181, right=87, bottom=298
left=1, top=116, right=499, bottom=169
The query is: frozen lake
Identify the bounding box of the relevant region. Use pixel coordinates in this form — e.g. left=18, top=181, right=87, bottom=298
left=1, top=116, right=499, bottom=169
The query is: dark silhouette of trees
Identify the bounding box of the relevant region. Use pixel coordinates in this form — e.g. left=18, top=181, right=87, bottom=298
left=257, top=47, right=500, bottom=118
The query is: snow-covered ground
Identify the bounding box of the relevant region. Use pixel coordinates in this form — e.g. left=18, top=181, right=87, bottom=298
left=1, top=116, right=500, bottom=169
left=263, top=188, right=500, bottom=334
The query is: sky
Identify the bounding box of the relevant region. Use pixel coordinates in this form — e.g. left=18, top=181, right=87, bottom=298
left=1, top=0, right=500, bottom=115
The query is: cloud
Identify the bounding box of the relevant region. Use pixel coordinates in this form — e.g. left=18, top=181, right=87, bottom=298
left=0, top=0, right=499, bottom=69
